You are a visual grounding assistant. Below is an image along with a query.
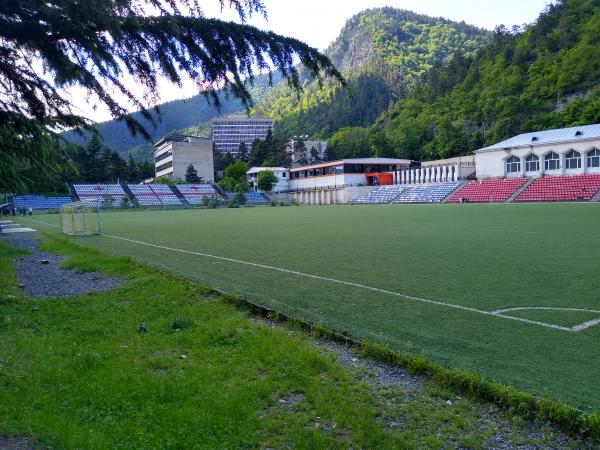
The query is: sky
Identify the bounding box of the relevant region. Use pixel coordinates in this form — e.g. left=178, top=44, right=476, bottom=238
left=202, top=0, right=552, bottom=51
left=74, top=0, right=551, bottom=122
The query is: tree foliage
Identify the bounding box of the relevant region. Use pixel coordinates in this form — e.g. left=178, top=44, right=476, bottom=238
left=69, top=134, right=154, bottom=184
left=255, top=7, right=490, bottom=140
left=219, top=160, right=250, bottom=192
left=248, top=129, right=291, bottom=167
left=257, top=170, right=278, bottom=192
left=1, top=0, right=342, bottom=192
left=329, top=0, right=600, bottom=162
left=185, top=164, right=203, bottom=183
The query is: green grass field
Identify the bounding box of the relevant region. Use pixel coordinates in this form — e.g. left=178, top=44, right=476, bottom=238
left=27, top=203, right=600, bottom=411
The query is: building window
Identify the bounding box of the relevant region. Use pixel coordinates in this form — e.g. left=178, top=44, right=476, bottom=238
left=544, top=152, right=560, bottom=171
left=154, top=150, right=172, bottom=163
left=282, top=172, right=286, bottom=178
left=506, top=156, right=521, bottom=173
left=525, top=154, right=539, bottom=172
left=587, top=149, right=600, bottom=168
left=565, top=150, right=581, bottom=169
left=156, top=161, right=173, bottom=173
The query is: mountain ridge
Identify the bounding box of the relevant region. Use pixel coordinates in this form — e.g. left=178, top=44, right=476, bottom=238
left=65, top=7, right=491, bottom=160
left=254, top=7, right=491, bottom=140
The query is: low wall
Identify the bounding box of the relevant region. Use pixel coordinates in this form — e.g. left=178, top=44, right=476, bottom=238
left=290, top=186, right=377, bottom=205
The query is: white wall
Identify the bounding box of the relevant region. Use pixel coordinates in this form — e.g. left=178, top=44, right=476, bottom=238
left=172, top=140, right=214, bottom=182
left=475, top=139, right=600, bottom=179
left=289, top=173, right=365, bottom=191
left=290, top=186, right=376, bottom=205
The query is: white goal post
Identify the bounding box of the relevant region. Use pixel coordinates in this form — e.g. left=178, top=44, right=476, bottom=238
left=60, top=201, right=101, bottom=236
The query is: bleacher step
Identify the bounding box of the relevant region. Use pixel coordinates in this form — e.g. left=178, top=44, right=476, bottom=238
left=507, top=178, right=535, bottom=203
left=590, top=187, right=600, bottom=202
left=211, top=183, right=227, bottom=200
left=169, top=185, right=189, bottom=205
left=120, top=183, right=137, bottom=204
left=441, top=181, right=467, bottom=203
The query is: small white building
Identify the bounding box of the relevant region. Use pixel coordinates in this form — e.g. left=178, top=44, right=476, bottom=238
left=246, top=167, right=289, bottom=193
left=289, top=158, right=413, bottom=191
left=475, top=124, right=600, bottom=179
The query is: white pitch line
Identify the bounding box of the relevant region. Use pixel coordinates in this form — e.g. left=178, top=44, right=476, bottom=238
left=493, top=306, right=600, bottom=314
left=20, top=217, right=593, bottom=333
left=572, top=317, right=600, bottom=332
left=492, top=307, right=600, bottom=332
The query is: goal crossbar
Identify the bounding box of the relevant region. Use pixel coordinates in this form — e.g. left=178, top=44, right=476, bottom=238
left=60, top=200, right=101, bottom=236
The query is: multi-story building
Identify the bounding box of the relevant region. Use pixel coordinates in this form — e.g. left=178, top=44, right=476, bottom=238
left=212, top=114, right=273, bottom=154
left=154, top=135, right=214, bottom=181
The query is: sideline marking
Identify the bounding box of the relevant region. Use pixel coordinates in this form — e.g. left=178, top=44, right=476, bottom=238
left=492, top=307, right=600, bottom=332
left=21, top=217, right=598, bottom=333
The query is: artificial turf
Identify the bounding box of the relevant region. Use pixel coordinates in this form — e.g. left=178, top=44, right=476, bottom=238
left=27, top=202, right=600, bottom=411
left=4, top=235, right=587, bottom=448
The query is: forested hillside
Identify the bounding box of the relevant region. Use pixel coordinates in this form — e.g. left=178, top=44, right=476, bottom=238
left=329, top=0, right=600, bottom=161
left=255, top=8, right=490, bottom=139
left=64, top=77, right=277, bottom=161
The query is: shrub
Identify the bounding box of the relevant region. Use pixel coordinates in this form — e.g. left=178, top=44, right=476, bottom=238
left=120, top=195, right=130, bottom=208
left=170, top=316, right=195, bottom=331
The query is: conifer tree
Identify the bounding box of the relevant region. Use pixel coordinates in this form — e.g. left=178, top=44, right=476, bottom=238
left=237, top=142, right=249, bottom=163
left=0, top=0, right=342, bottom=191
left=185, top=164, right=203, bottom=183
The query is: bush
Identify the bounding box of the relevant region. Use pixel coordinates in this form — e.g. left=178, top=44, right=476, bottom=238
left=170, top=316, right=195, bottom=331
left=120, top=195, right=130, bottom=208
left=228, top=192, right=246, bottom=208
left=204, top=195, right=221, bottom=209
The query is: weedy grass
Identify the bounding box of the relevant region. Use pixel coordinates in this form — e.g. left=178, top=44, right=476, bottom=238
left=26, top=203, right=600, bottom=411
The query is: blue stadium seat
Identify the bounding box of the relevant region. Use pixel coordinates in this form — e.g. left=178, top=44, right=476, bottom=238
left=73, top=184, right=126, bottom=207
left=127, top=184, right=183, bottom=206
left=393, top=181, right=462, bottom=204
left=175, top=184, right=217, bottom=205
left=224, top=191, right=269, bottom=204
left=352, top=186, right=407, bottom=204
left=12, top=195, right=72, bottom=210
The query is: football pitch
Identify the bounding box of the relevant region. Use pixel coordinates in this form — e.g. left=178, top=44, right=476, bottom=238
left=28, top=203, right=600, bottom=411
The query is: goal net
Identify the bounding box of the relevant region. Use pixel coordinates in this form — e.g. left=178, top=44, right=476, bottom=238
left=60, top=201, right=101, bottom=236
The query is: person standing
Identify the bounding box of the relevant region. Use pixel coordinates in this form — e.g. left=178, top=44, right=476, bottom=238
left=28, top=206, right=33, bottom=216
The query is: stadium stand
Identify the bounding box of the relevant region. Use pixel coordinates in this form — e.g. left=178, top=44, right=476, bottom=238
left=515, top=174, right=600, bottom=202
left=224, top=192, right=269, bottom=204
left=175, top=184, right=218, bottom=205
left=148, top=184, right=182, bottom=205
left=352, top=186, right=406, bottom=204
left=127, top=184, right=162, bottom=206
left=393, top=182, right=462, bottom=204
left=72, top=184, right=126, bottom=207
left=12, top=195, right=72, bottom=210
left=447, top=178, right=527, bottom=203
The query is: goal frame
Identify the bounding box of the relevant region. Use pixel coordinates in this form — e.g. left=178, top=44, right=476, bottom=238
left=59, top=200, right=102, bottom=236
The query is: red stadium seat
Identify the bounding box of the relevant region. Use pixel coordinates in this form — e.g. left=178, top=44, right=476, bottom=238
left=447, top=178, right=527, bottom=203
left=516, top=175, right=600, bottom=202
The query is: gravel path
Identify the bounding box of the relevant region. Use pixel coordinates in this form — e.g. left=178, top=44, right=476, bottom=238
left=2, top=234, right=119, bottom=298
left=0, top=436, right=40, bottom=450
